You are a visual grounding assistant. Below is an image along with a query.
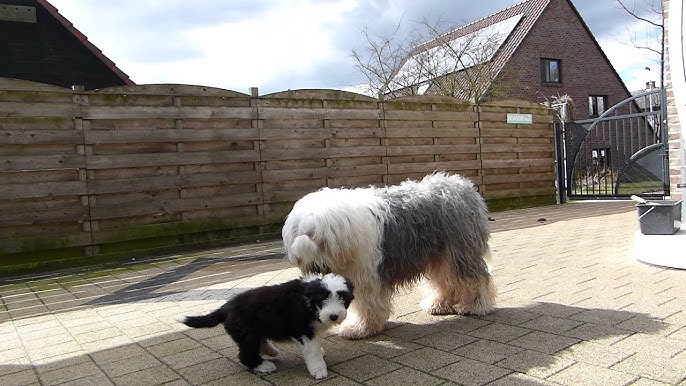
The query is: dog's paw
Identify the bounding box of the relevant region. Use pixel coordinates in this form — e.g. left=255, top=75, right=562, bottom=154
left=308, top=365, right=328, bottom=379
left=422, top=303, right=455, bottom=315
left=254, top=360, right=276, bottom=374
left=338, top=325, right=373, bottom=340
left=420, top=297, right=455, bottom=315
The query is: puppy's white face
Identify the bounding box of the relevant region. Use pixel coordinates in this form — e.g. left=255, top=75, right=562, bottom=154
left=304, top=273, right=354, bottom=326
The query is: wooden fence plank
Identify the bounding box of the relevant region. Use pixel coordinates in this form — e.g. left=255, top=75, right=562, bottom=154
left=87, top=171, right=261, bottom=195
left=0, top=206, right=88, bottom=227
left=0, top=181, right=87, bottom=199
left=260, top=146, right=386, bottom=161
left=84, top=128, right=258, bottom=143
left=261, top=164, right=387, bottom=182
left=89, top=192, right=263, bottom=220
left=0, top=101, right=77, bottom=117
left=81, top=105, right=256, bottom=120
left=481, top=158, right=554, bottom=168
left=85, top=150, right=261, bottom=169
left=387, top=160, right=482, bottom=175
left=386, top=144, right=480, bottom=156
left=0, top=130, right=83, bottom=144
left=259, top=127, right=383, bottom=140
left=0, top=154, right=85, bottom=171
left=257, top=107, right=381, bottom=120
left=385, top=127, right=478, bottom=138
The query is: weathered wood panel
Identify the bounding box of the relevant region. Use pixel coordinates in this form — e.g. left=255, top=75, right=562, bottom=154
left=384, top=97, right=480, bottom=184
left=0, top=79, right=556, bottom=273
left=0, top=80, right=91, bottom=263
left=257, top=90, right=385, bottom=213
left=479, top=101, right=555, bottom=210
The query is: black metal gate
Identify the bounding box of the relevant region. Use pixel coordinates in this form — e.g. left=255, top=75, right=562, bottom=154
left=555, top=88, right=669, bottom=202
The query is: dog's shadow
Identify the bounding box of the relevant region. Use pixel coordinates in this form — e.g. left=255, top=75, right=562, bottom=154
left=260, top=301, right=671, bottom=384
left=170, top=295, right=672, bottom=384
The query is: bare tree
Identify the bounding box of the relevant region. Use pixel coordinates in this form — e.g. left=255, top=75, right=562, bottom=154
left=616, top=0, right=664, bottom=87
left=351, top=17, right=516, bottom=101
left=350, top=21, right=415, bottom=99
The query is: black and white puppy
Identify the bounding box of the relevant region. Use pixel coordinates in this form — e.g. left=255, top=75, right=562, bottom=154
left=177, top=273, right=354, bottom=379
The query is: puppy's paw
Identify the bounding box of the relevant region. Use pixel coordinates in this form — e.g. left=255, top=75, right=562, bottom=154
left=254, top=360, right=276, bottom=374
left=309, top=365, right=328, bottom=379
left=261, top=341, right=279, bottom=357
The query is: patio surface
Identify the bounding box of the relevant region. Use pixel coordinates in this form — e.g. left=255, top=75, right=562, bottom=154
left=1, top=201, right=685, bottom=386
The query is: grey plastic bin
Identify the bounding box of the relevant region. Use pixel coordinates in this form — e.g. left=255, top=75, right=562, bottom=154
left=636, top=200, right=683, bottom=235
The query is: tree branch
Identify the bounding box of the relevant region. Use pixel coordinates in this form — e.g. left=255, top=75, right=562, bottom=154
left=616, top=0, right=663, bottom=28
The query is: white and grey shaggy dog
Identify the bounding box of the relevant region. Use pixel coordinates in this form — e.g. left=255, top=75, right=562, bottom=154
left=282, top=172, right=495, bottom=339
left=177, top=273, right=354, bottom=379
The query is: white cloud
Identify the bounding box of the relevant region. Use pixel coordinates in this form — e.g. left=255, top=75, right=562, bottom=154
left=117, top=0, right=359, bottom=92
left=597, top=18, right=662, bottom=92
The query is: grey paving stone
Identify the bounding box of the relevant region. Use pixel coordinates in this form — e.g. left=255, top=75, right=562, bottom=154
left=0, top=368, right=39, bottom=386
left=431, top=358, right=511, bottom=386
left=330, top=354, right=402, bottom=382
left=366, top=367, right=444, bottom=386
left=391, top=346, right=463, bottom=372
left=547, top=362, right=639, bottom=386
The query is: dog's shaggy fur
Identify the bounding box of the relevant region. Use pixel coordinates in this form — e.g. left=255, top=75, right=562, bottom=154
left=282, top=172, right=495, bottom=339
left=177, top=273, right=354, bottom=379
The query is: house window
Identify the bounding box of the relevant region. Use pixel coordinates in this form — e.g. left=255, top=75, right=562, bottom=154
left=541, top=58, right=561, bottom=84
left=589, top=95, right=607, bottom=117
left=592, top=148, right=610, bottom=167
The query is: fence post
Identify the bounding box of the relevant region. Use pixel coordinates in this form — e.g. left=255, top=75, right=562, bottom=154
left=72, top=85, right=97, bottom=257
left=250, top=87, right=267, bottom=231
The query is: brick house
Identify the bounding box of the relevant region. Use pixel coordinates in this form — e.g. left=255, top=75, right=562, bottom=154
left=0, top=0, right=133, bottom=90
left=394, top=0, right=634, bottom=121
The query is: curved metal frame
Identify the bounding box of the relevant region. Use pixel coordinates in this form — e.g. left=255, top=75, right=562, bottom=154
left=559, top=88, right=669, bottom=200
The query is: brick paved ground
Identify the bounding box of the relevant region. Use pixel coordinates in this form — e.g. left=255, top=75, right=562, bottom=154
left=1, top=201, right=685, bottom=386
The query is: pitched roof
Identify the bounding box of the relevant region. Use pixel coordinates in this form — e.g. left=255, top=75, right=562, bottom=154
left=397, top=0, right=632, bottom=102
left=441, top=0, right=549, bottom=84
left=36, top=0, right=134, bottom=86
left=390, top=0, right=548, bottom=99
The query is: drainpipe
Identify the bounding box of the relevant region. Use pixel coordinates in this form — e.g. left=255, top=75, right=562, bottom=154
left=667, top=0, right=686, bottom=219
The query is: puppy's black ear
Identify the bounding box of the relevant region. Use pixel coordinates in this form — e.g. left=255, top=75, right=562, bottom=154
left=303, top=279, right=328, bottom=310
left=344, top=278, right=354, bottom=294
left=337, top=278, right=354, bottom=307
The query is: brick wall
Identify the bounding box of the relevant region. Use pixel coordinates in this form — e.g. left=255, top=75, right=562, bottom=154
left=496, top=0, right=633, bottom=120
left=663, top=0, right=684, bottom=201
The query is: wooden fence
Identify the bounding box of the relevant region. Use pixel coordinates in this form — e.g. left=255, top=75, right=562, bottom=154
left=0, top=78, right=555, bottom=273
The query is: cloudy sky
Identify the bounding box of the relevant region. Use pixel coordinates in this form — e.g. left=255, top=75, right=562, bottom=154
left=48, top=0, right=663, bottom=95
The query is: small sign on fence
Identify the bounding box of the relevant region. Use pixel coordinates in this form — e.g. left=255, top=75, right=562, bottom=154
left=506, top=113, right=533, bottom=125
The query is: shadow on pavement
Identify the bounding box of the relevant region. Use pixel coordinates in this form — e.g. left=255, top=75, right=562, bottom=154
left=0, top=301, right=670, bottom=385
